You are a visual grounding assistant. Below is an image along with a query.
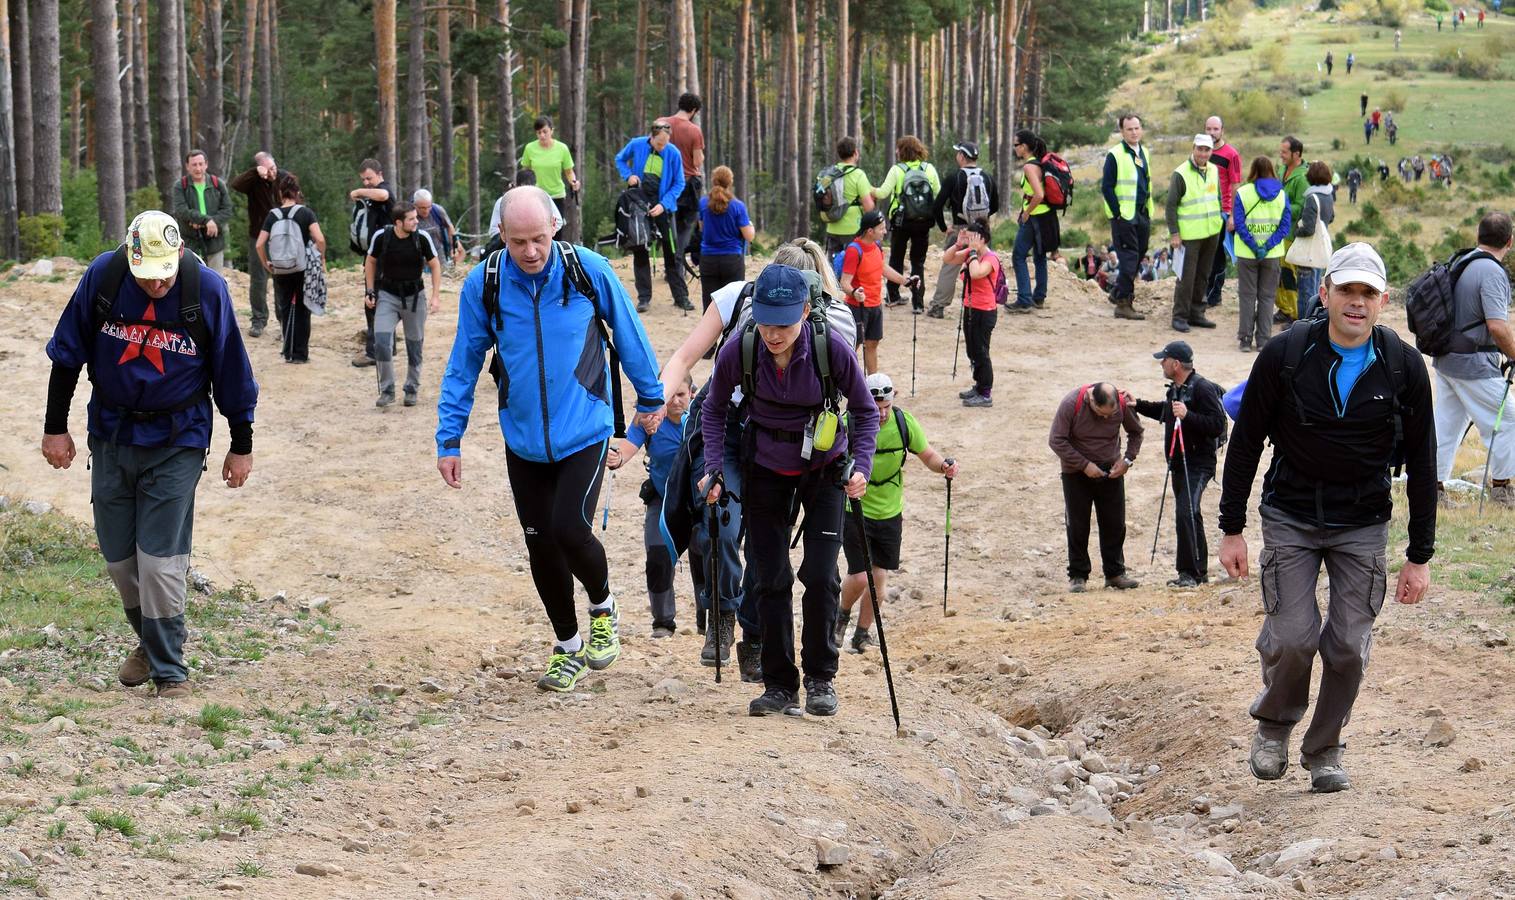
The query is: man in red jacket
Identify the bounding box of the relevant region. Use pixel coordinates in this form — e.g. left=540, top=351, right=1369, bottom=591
left=1204, top=116, right=1243, bottom=309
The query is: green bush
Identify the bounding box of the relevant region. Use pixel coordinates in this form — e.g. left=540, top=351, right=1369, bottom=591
left=1379, top=57, right=1417, bottom=77
left=1430, top=228, right=1473, bottom=260
left=1061, top=227, right=1092, bottom=249
left=1429, top=45, right=1505, bottom=80
left=127, top=186, right=164, bottom=221
left=61, top=170, right=107, bottom=259
left=1378, top=231, right=1427, bottom=284
left=1177, top=85, right=1301, bottom=135
left=19, top=214, right=65, bottom=260
left=1424, top=0, right=1448, bottom=11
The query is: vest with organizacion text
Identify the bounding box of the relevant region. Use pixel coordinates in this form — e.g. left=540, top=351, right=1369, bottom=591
left=1233, top=183, right=1287, bottom=260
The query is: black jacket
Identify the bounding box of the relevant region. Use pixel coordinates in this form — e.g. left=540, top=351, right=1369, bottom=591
left=1219, top=320, right=1436, bottom=564
left=1134, top=372, right=1227, bottom=472
left=933, top=166, right=1000, bottom=230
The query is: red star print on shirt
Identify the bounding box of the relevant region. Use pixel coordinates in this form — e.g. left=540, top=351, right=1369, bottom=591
left=117, top=301, right=167, bottom=374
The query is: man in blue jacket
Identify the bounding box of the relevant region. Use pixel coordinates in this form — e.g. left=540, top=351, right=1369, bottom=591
left=615, top=121, right=693, bottom=312
left=41, top=210, right=259, bottom=700
left=436, top=187, right=667, bottom=694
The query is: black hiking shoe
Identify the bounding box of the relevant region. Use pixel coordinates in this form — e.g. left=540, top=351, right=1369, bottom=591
left=736, top=640, right=763, bottom=683
left=803, top=677, right=839, bottom=716
left=1171, top=317, right=1192, bottom=333
left=1166, top=574, right=1200, bottom=588
left=674, top=298, right=695, bottom=311
left=636, top=299, right=650, bottom=313
left=958, top=386, right=980, bottom=400
left=926, top=307, right=945, bottom=319
left=700, top=611, right=734, bottom=667
left=847, top=627, right=873, bottom=655
left=1190, top=315, right=1217, bottom=329
left=748, top=687, right=801, bottom=717
left=1309, top=762, right=1352, bottom=793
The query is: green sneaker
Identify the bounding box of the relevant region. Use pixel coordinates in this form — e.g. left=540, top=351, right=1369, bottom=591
left=536, top=648, right=589, bottom=693
left=585, top=600, right=621, bottom=671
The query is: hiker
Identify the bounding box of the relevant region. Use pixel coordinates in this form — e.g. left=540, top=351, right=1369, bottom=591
left=615, top=120, right=694, bottom=312
left=1370, top=108, right=1382, bottom=134
left=254, top=173, right=326, bottom=363
left=1220, top=241, right=1436, bottom=794
left=1395, top=28, right=1402, bottom=48
left=1386, top=117, right=1398, bottom=146
left=607, top=374, right=696, bottom=638
left=658, top=238, right=856, bottom=681
left=1412, top=155, right=1425, bottom=181
left=817, top=136, right=876, bottom=255
left=520, top=116, right=579, bottom=224
left=1324, top=50, right=1334, bottom=76
left=1376, top=159, right=1391, bottom=182
left=1231, top=156, right=1292, bottom=352
left=229, top=151, right=288, bottom=337
left=1362, top=117, right=1374, bottom=146
left=42, top=210, right=258, bottom=700
left=663, top=93, right=706, bottom=259
left=1346, top=167, right=1362, bottom=204
left=1359, top=93, right=1368, bottom=117
left=697, top=165, right=754, bottom=311
left=835, top=372, right=959, bottom=653
left=871, top=135, right=940, bottom=312
left=365, top=202, right=442, bottom=408
left=1432, top=212, right=1515, bottom=508
left=1294, top=162, right=1336, bottom=320
left=412, top=189, right=464, bottom=268
left=1204, top=116, right=1244, bottom=309
left=928, top=141, right=999, bottom=317
left=941, top=221, right=1001, bottom=408
left=698, top=263, right=879, bottom=718
left=1049, top=382, right=1144, bottom=593
left=348, top=158, right=396, bottom=368
left=1397, top=157, right=1410, bottom=182
left=1277, top=136, right=1309, bottom=322
left=1346, top=52, right=1355, bottom=74
left=1102, top=114, right=1154, bottom=321
left=436, top=186, right=666, bottom=692
left=1009, top=129, right=1060, bottom=313
left=840, top=209, right=919, bottom=374
left=170, top=149, right=233, bottom=271
left=1165, top=133, right=1224, bottom=334
left=1133, top=341, right=1227, bottom=587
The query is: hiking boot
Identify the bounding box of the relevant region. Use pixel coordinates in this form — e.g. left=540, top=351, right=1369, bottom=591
left=155, top=680, right=192, bottom=700
left=833, top=606, right=853, bottom=647
left=674, top=298, right=695, bottom=311
left=403, top=391, right=418, bottom=407
left=636, top=299, right=650, bottom=313
left=376, top=392, right=395, bottom=408
left=958, top=386, right=981, bottom=400
left=584, top=599, right=621, bottom=671
left=1490, top=483, right=1515, bottom=508
left=536, top=647, right=590, bottom=693
left=748, top=686, right=801, bottom=717
left=1309, top=762, right=1352, bottom=793
left=1069, top=578, right=1087, bottom=593
left=803, top=677, right=839, bottom=716
left=962, top=393, right=993, bottom=408
left=847, top=627, right=873, bottom=655
left=351, top=352, right=375, bottom=368
left=1248, top=732, right=1288, bottom=781
left=650, top=622, right=676, bottom=639
left=926, top=307, right=945, bottom=319
left=1166, top=574, right=1200, bottom=588
left=1114, top=302, right=1146, bottom=320
left=1034, top=299, right=1047, bottom=309
left=736, top=640, right=763, bottom=683
left=1008, top=303, right=1034, bottom=314
left=700, top=611, right=735, bottom=668
left=1105, top=574, right=1140, bottom=590
left=1171, top=317, right=1192, bottom=333
left=118, top=646, right=150, bottom=687
left=1190, top=315, right=1217, bottom=329
left=1239, top=340, right=1253, bottom=353
left=249, top=323, right=265, bottom=338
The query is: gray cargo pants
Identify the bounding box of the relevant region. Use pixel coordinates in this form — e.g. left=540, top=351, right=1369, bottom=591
left=375, top=288, right=428, bottom=398
left=1249, top=505, right=1389, bottom=768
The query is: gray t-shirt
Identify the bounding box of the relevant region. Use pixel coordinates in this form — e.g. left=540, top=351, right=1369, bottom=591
left=1434, top=256, right=1510, bottom=380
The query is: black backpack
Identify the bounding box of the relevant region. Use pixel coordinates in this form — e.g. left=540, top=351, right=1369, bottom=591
left=865, top=406, right=914, bottom=488
left=1280, top=319, right=1409, bottom=473
left=615, top=190, right=653, bottom=251
left=895, top=164, right=936, bottom=225
left=480, top=241, right=626, bottom=438
left=1404, top=249, right=1500, bottom=357
left=90, top=246, right=212, bottom=414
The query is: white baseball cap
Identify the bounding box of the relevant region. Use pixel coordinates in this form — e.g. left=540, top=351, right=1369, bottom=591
left=865, top=372, right=895, bottom=398
left=1325, top=242, right=1388, bottom=293
left=126, top=210, right=183, bottom=279
left=1192, top=134, right=1214, bottom=149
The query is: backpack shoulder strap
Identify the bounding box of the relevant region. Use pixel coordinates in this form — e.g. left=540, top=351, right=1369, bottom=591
left=177, top=252, right=210, bottom=358
left=740, top=322, right=758, bottom=402
left=1374, top=324, right=1409, bottom=473
left=1280, top=319, right=1319, bottom=425
left=482, top=248, right=506, bottom=337
left=810, top=316, right=836, bottom=407
left=558, top=241, right=624, bottom=438
left=92, top=247, right=132, bottom=333
left=895, top=405, right=912, bottom=452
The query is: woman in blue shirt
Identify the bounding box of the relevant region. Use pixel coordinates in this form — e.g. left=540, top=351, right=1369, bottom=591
left=697, top=166, right=755, bottom=311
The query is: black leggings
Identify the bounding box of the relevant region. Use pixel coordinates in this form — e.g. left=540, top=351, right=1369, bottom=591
left=887, top=220, right=932, bottom=308
left=699, top=253, right=745, bottom=311
left=505, top=441, right=611, bottom=642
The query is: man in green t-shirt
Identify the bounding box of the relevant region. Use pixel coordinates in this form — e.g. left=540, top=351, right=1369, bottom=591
left=169, top=149, right=234, bottom=271
left=835, top=373, right=960, bottom=654
left=824, top=136, right=876, bottom=255
left=520, top=116, right=580, bottom=218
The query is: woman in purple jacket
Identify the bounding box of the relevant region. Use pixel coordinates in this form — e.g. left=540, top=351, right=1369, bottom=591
left=700, top=264, right=879, bottom=719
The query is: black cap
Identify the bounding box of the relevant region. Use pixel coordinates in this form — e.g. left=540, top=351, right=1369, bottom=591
left=1153, top=340, right=1194, bottom=364
left=952, top=141, right=979, bottom=160
left=858, top=209, right=886, bottom=232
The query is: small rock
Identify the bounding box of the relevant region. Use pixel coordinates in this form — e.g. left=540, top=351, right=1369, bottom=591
left=566, top=800, right=584, bottom=814
left=996, top=656, right=1030, bottom=677
left=39, top=624, right=62, bottom=647
left=1423, top=719, right=1456, bottom=747
left=343, top=839, right=371, bottom=853
left=41, top=716, right=76, bottom=734
left=1208, top=803, right=1245, bottom=821
left=1079, top=752, right=1108, bottom=774
left=188, top=570, right=214, bottom=594
left=0, top=794, right=37, bottom=809
left=1459, top=757, right=1485, bottom=773
left=370, top=683, right=406, bottom=698
left=21, top=499, right=53, bottom=515
left=295, top=861, right=344, bottom=877
left=2, top=848, right=32, bottom=869
left=1269, top=839, right=1333, bottom=876
left=814, top=836, right=850, bottom=868
left=1377, top=846, right=1399, bottom=860
left=215, top=881, right=245, bottom=892
left=1194, top=849, right=1239, bottom=878
left=83, top=676, right=109, bottom=693
left=256, top=739, right=286, bottom=752
left=418, top=678, right=446, bottom=694
left=1047, top=761, right=1083, bottom=786
left=650, top=678, right=687, bottom=700
left=514, top=798, right=536, bottom=810
left=635, top=786, right=651, bottom=798
left=215, top=830, right=240, bottom=842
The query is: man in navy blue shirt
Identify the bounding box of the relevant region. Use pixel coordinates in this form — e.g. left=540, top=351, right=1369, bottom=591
left=42, top=210, right=259, bottom=700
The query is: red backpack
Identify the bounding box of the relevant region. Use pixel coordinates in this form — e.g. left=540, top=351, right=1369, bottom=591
left=1073, top=383, right=1127, bottom=418
left=1038, top=153, right=1074, bottom=212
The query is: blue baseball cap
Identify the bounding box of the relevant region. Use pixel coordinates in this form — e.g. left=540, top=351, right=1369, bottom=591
left=751, top=264, right=809, bottom=326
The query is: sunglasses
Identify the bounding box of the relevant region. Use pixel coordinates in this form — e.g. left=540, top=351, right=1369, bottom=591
left=870, top=388, right=894, bottom=399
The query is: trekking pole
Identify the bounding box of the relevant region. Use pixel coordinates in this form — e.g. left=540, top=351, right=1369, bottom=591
left=951, top=274, right=966, bottom=380
left=1150, top=425, right=1178, bottom=564
left=1175, top=419, right=1202, bottom=568
left=601, top=471, right=616, bottom=533
left=708, top=500, right=723, bottom=684
left=911, top=306, right=919, bottom=397
left=849, top=494, right=901, bottom=732
left=1478, top=365, right=1514, bottom=516
left=942, top=460, right=954, bottom=616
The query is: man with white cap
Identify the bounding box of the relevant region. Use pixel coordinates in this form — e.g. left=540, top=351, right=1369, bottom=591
left=41, top=211, right=259, bottom=699
left=1219, top=241, right=1436, bottom=794
left=1163, top=134, right=1223, bottom=333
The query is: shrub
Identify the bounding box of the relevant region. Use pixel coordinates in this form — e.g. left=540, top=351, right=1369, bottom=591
left=1254, top=42, right=1286, bottom=76
left=18, top=214, right=65, bottom=260
left=1377, top=231, right=1427, bottom=284
left=1379, top=57, right=1416, bottom=77
left=1380, top=87, right=1409, bottom=112
left=1424, top=0, right=1448, bottom=10
left=1430, top=45, right=1505, bottom=80
left=1060, top=227, right=1092, bottom=249
left=127, top=186, right=163, bottom=220
left=1178, top=85, right=1301, bottom=134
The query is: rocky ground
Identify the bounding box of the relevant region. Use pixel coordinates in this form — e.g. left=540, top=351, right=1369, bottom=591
left=1, top=250, right=1512, bottom=899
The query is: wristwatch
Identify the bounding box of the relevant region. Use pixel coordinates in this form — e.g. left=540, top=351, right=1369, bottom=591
left=1124, top=457, right=1137, bottom=467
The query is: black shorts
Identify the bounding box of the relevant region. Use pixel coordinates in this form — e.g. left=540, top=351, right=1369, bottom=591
left=842, top=512, right=903, bottom=573
left=850, top=304, right=884, bottom=342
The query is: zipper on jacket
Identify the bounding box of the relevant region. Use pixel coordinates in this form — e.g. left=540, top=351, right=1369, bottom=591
left=529, top=279, right=555, bottom=462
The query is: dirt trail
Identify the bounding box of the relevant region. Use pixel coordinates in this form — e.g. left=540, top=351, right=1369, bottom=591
left=2, top=253, right=1512, bottom=898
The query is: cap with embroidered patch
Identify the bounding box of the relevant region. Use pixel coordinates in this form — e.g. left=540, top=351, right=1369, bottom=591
left=750, top=264, right=809, bottom=326
left=126, top=210, right=183, bottom=280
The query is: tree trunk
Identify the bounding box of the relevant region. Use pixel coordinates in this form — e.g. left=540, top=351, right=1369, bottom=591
left=997, top=0, right=1019, bottom=203
left=257, top=0, right=273, bottom=150
left=464, top=0, right=479, bottom=232
left=198, top=0, right=223, bottom=171
left=782, top=0, right=799, bottom=237
left=31, top=0, right=62, bottom=213
left=10, top=0, right=31, bottom=214
left=832, top=0, right=846, bottom=143
left=153, top=0, right=182, bottom=201
left=798, top=0, right=816, bottom=179
left=177, top=0, right=190, bottom=159
left=632, top=0, right=646, bottom=128
left=133, top=0, right=153, bottom=188
left=90, top=0, right=126, bottom=236
left=682, top=0, right=698, bottom=96
left=731, top=0, right=748, bottom=199
left=494, top=0, right=515, bottom=185
left=0, top=0, right=17, bottom=255
left=404, top=0, right=426, bottom=193
left=119, top=0, right=137, bottom=191
left=1165, top=0, right=1172, bottom=31
left=436, top=3, right=453, bottom=197
left=375, top=0, right=397, bottom=175
left=557, top=0, right=588, bottom=242
left=847, top=26, right=862, bottom=140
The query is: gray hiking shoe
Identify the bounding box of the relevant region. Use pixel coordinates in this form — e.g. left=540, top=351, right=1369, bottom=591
left=803, top=677, right=839, bottom=716
left=749, top=687, right=801, bottom=717
left=847, top=627, right=873, bottom=655
left=962, top=393, right=993, bottom=408
left=1249, top=733, right=1288, bottom=781
left=375, top=392, right=395, bottom=408
left=1068, top=578, right=1087, bottom=593
left=1490, top=483, right=1515, bottom=508
left=1309, top=762, right=1351, bottom=793
left=833, top=606, right=852, bottom=646
left=958, top=386, right=980, bottom=400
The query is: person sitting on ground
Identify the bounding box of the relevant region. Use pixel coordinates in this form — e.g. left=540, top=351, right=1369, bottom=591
left=940, top=221, right=1001, bottom=408
left=1049, top=382, right=1143, bottom=593
left=835, top=372, right=959, bottom=654
left=1098, top=249, right=1119, bottom=293
left=839, top=209, right=919, bottom=374
left=607, top=374, right=695, bottom=638
left=699, top=264, right=878, bottom=719
left=1080, top=245, right=1102, bottom=280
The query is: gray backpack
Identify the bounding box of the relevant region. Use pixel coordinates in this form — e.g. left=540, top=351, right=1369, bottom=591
left=267, top=206, right=308, bottom=275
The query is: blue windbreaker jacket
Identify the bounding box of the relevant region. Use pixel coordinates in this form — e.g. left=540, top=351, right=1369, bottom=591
left=436, top=244, right=664, bottom=463
left=614, top=138, right=686, bottom=212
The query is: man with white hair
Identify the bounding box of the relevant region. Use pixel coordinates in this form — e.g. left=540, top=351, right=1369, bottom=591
left=1203, top=116, right=1243, bottom=308
left=436, top=187, right=667, bottom=693
left=412, top=189, right=464, bottom=267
